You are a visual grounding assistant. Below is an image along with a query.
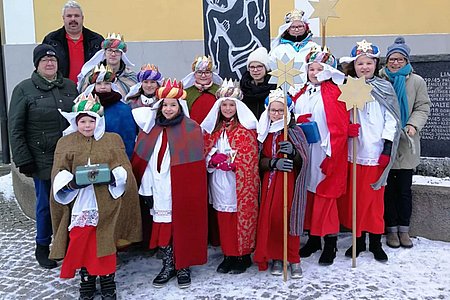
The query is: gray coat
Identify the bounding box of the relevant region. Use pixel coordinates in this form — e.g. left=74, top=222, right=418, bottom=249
left=380, top=68, right=431, bottom=169
left=8, top=71, right=78, bottom=179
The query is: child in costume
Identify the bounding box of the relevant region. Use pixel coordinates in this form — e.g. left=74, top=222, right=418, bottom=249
left=131, top=79, right=208, bottom=289
left=125, top=64, right=164, bottom=108
left=201, top=79, right=259, bottom=274
left=253, top=89, right=308, bottom=278
left=50, top=94, right=139, bottom=300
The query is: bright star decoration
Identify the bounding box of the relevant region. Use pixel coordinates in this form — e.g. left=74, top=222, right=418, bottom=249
left=356, top=40, right=373, bottom=53
left=268, top=54, right=303, bottom=89
left=338, top=76, right=374, bottom=111
left=309, top=0, right=339, bottom=23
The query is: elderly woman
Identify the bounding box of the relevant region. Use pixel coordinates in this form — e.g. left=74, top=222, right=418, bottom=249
left=379, top=37, right=431, bottom=249
left=125, top=64, right=164, bottom=108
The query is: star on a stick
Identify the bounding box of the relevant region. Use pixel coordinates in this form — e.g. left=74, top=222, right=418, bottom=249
left=338, top=76, right=374, bottom=111
left=268, top=54, right=302, bottom=88
left=309, top=0, right=339, bottom=23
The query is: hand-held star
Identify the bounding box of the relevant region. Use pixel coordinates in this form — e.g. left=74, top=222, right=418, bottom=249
left=309, top=0, right=339, bottom=23
left=268, top=54, right=302, bottom=89
left=338, top=76, right=374, bottom=111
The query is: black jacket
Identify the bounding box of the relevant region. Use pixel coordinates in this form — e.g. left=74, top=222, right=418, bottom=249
left=240, top=71, right=277, bottom=119
left=42, top=26, right=104, bottom=78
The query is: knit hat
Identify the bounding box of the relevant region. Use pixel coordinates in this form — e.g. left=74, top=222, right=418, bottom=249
left=246, top=47, right=270, bottom=71
left=215, top=79, right=243, bottom=101
left=386, top=36, right=410, bottom=60
left=101, top=33, right=127, bottom=53
left=156, top=78, right=187, bottom=100
left=33, top=44, right=58, bottom=68
left=136, top=64, right=164, bottom=85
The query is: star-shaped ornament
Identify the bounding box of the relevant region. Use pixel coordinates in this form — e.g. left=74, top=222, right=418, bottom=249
left=268, top=54, right=302, bottom=89
left=338, top=76, right=374, bottom=111
left=309, top=0, right=339, bottom=23
left=356, top=40, right=373, bottom=53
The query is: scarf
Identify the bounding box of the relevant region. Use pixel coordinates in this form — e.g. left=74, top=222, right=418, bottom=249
left=95, top=91, right=122, bottom=107
left=194, top=80, right=213, bottom=92
left=385, top=64, right=412, bottom=127
left=280, top=33, right=312, bottom=52
left=155, top=112, right=184, bottom=127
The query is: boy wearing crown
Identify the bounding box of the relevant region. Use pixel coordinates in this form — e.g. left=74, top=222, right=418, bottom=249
left=50, top=94, right=140, bottom=299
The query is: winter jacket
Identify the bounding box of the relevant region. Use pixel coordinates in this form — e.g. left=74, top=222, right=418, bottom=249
left=240, top=71, right=276, bottom=119
left=8, top=72, right=78, bottom=179
left=380, top=68, right=431, bottom=169
left=42, top=27, right=104, bottom=78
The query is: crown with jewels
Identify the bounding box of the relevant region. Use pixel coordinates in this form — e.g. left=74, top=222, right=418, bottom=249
left=215, top=78, right=243, bottom=101
left=137, top=64, right=163, bottom=84
left=89, top=64, right=116, bottom=84
left=192, top=55, right=215, bottom=72
left=101, top=32, right=127, bottom=52
left=72, top=93, right=104, bottom=116
left=306, top=45, right=337, bottom=68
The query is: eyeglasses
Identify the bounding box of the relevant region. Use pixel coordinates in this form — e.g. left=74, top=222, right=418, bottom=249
left=289, top=25, right=304, bottom=31
left=269, top=109, right=285, bottom=115
left=40, top=57, right=57, bottom=64
left=388, top=57, right=406, bottom=63
left=249, top=65, right=264, bottom=71
left=195, top=70, right=212, bottom=76
left=105, top=48, right=122, bottom=55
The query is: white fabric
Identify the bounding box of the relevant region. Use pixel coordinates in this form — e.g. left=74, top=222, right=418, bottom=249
left=181, top=71, right=223, bottom=89
left=200, top=97, right=258, bottom=134
left=108, top=166, right=127, bottom=199
left=125, top=82, right=142, bottom=101
left=138, top=131, right=172, bottom=223
left=339, top=51, right=381, bottom=64
left=301, top=62, right=345, bottom=85
left=60, top=110, right=105, bottom=141
left=132, top=99, right=190, bottom=134
left=206, top=132, right=237, bottom=212
left=257, top=110, right=285, bottom=143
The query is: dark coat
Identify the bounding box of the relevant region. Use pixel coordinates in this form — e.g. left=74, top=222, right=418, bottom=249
left=42, top=26, right=104, bottom=78
left=8, top=72, right=78, bottom=179
left=240, top=71, right=276, bottom=119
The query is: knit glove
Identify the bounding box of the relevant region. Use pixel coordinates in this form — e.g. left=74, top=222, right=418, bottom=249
left=296, top=113, right=312, bottom=124
left=209, top=153, right=228, bottom=168
left=378, top=140, right=393, bottom=168
left=320, top=156, right=332, bottom=176
left=141, top=195, right=154, bottom=209
left=348, top=123, right=361, bottom=138
left=18, top=162, right=37, bottom=177
left=270, top=158, right=293, bottom=172
left=278, top=141, right=296, bottom=158
left=217, top=162, right=236, bottom=172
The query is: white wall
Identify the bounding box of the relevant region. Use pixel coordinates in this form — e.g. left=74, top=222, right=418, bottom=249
left=2, top=0, right=35, bottom=44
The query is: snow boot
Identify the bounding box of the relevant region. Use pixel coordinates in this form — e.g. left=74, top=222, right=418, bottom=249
left=176, top=268, right=191, bottom=289
left=345, top=234, right=366, bottom=258
left=35, top=244, right=57, bottom=269
left=369, top=233, right=388, bottom=262
left=230, top=256, right=249, bottom=274
left=153, top=245, right=176, bottom=287
left=216, top=256, right=234, bottom=273
left=79, top=267, right=96, bottom=300
left=399, top=226, right=413, bottom=248
left=299, top=235, right=322, bottom=257
left=99, top=273, right=116, bottom=300
left=319, top=235, right=337, bottom=266
left=386, top=226, right=400, bottom=248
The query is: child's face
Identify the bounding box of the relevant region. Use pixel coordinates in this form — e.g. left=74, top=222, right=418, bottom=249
left=95, top=82, right=112, bottom=93
left=268, top=101, right=285, bottom=122
left=354, top=55, right=376, bottom=79
left=220, top=99, right=237, bottom=119
left=161, top=98, right=180, bottom=120
left=308, top=62, right=324, bottom=85
left=77, top=116, right=96, bottom=137
left=142, top=80, right=158, bottom=95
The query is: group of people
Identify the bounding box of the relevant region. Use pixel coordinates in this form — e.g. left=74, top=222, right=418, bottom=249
left=7, top=1, right=431, bottom=299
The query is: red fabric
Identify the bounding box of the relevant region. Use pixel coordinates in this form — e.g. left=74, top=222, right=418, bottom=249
left=157, top=129, right=168, bottom=172
left=217, top=211, right=252, bottom=256
left=304, top=192, right=339, bottom=236
left=60, top=226, right=116, bottom=278
left=203, top=122, right=260, bottom=255
left=378, top=154, right=390, bottom=168
left=348, top=123, right=361, bottom=137
left=149, top=222, right=172, bottom=248
left=253, top=132, right=300, bottom=271
left=66, top=33, right=84, bottom=83
left=190, top=93, right=217, bottom=124
left=208, top=204, right=221, bottom=246
left=337, top=163, right=385, bottom=237
left=296, top=113, right=312, bottom=123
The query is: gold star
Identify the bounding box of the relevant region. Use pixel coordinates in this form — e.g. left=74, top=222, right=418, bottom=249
left=338, top=76, right=374, bottom=111
left=309, top=0, right=339, bottom=23
left=356, top=40, right=373, bottom=53
left=269, top=57, right=302, bottom=88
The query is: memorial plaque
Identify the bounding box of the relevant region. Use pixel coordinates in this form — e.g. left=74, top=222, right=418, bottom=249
left=411, top=55, right=450, bottom=158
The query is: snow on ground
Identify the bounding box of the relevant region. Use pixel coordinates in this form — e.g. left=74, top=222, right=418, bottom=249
left=0, top=172, right=15, bottom=201
left=413, top=175, right=450, bottom=187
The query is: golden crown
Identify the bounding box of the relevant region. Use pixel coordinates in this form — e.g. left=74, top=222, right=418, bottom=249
left=105, top=32, right=124, bottom=41
left=285, top=9, right=305, bottom=23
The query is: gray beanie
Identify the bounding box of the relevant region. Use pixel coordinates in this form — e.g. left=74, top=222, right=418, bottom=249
left=33, top=44, right=58, bottom=68
left=386, top=37, right=410, bottom=60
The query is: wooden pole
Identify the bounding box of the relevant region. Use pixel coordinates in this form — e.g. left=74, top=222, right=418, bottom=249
left=352, top=106, right=357, bottom=268
left=321, top=22, right=326, bottom=48
left=283, top=84, right=288, bottom=282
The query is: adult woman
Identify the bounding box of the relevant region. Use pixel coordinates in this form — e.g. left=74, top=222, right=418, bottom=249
left=338, top=40, right=401, bottom=262
left=380, top=37, right=430, bottom=248
left=293, top=46, right=349, bottom=265
left=201, top=79, right=259, bottom=274
left=131, top=79, right=207, bottom=289
left=253, top=89, right=308, bottom=278
left=125, top=64, right=164, bottom=108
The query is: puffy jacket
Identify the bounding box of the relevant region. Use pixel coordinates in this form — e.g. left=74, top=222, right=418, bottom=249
left=8, top=72, right=78, bottom=179
left=42, top=26, right=103, bottom=78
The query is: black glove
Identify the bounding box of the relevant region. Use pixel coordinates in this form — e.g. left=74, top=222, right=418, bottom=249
left=18, top=162, right=37, bottom=177
left=141, top=195, right=154, bottom=209
left=381, top=140, right=393, bottom=156
left=270, top=158, right=294, bottom=172
left=67, top=178, right=90, bottom=190
left=278, top=141, right=296, bottom=158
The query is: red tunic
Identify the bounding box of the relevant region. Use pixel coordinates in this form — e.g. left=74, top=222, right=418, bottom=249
left=190, top=92, right=217, bottom=124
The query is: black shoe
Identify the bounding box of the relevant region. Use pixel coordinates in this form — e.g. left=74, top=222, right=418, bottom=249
left=300, top=235, right=322, bottom=258
left=79, top=268, right=96, bottom=300
left=345, top=235, right=367, bottom=258
left=319, top=236, right=337, bottom=266
left=99, top=273, right=116, bottom=300
left=153, top=246, right=176, bottom=287
left=242, top=254, right=252, bottom=268
left=216, top=256, right=234, bottom=273
left=177, top=268, right=191, bottom=289
left=229, top=256, right=248, bottom=274
left=35, top=244, right=57, bottom=269
left=369, top=233, right=388, bottom=262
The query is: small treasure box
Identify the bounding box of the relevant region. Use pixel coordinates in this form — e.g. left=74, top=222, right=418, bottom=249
left=298, top=121, right=321, bottom=144
left=75, top=161, right=111, bottom=186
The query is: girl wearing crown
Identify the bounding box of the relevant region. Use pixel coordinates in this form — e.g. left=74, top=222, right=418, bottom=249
left=292, top=46, right=349, bottom=265
left=125, top=64, right=164, bottom=109
left=50, top=95, right=140, bottom=300
left=253, top=90, right=308, bottom=278
left=338, top=40, right=401, bottom=262
left=201, top=79, right=259, bottom=274
left=131, top=79, right=208, bottom=289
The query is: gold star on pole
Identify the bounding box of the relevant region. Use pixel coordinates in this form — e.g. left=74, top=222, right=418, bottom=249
left=309, top=0, right=339, bottom=23
left=269, top=57, right=302, bottom=88
left=356, top=40, right=373, bottom=53
left=338, top=76, right=374, bottom=111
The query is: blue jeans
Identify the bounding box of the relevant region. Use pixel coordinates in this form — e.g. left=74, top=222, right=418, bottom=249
left=33, top=178, right=52, bottom=246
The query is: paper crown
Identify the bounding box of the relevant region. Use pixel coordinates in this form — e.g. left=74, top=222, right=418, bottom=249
left=306, top=45, right=337, bottom=68
left=192, top=55, right=215, bottom=72
left=215, top=78, right=243, bottom=101
left=265, top=88, right=294, bottom=111
left=72, top=93, right=104, bottom=116
left=156, top=78, right=187, bottom=100
left=350, top=39, right=380, bottom=58
left=285, top=9, right=305, bottom=23
left=89, top=64, right=116, bottom=84
left=137, top=64, right=163, bottom=84
left=101, top=32, right=127, bottom=52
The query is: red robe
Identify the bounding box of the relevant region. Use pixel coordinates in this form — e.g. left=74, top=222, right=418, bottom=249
left=204, top=121, right=260, bottom=255
left=131, top=116, right=208, bottom=269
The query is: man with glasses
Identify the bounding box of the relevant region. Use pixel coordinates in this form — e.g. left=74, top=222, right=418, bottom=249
left=43, top=1, right=103, bottom=83
left=8, top=44, right=78, bottom=269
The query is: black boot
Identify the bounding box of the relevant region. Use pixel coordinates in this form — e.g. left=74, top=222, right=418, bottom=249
left=153, top=246, right=176, bottom=287
left=300, top=235, right=322, bottom=257
left=369, top=233, right=388, bottom=262
left=345, top=234, right=367, bottom=257
left=99, top=273, right=116, bottom=300
left=229, top=256, right=249, bottom=274
left=176, top=268, right=191, bottom=289
left=79, top=268, right=96, bottom=300
left=216, top=256, right=234, bottom=273
left=319, top=235, right=337, bottom=266
left=35, top=244, right=57, bottom=269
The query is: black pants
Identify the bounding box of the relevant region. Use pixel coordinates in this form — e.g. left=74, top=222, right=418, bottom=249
left=384, top=169, right=413, bottom=227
